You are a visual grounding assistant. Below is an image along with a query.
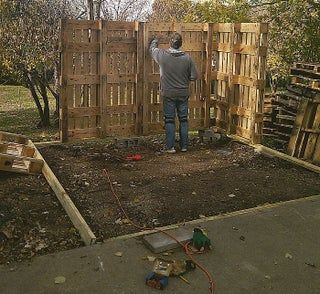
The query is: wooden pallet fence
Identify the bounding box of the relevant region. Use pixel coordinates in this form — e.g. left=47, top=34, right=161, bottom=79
left=60, top=19, right=101, bottom=142
left=210, top=23, right=268, bottom=143
left=60, top=20, right=268, bottom=143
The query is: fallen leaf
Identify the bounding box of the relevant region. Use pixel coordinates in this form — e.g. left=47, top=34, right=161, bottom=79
left=147, top=256, right=156, bottom=262
left=54, top=276, right=66, bottom=284
left=152, top=219, right=160, bottom=226
left=285, top=253, right=293, bottom=260
left=35, top=242, right=48, bottom=252
left=115, top=218, right=122, bottom=225
left=122, top=218, right=130, bottom=224
left=114, top=251, right=123, bottom=257
left=228, top=194, right=236, bottom=198
left=192, top=191, right=197, bottom=195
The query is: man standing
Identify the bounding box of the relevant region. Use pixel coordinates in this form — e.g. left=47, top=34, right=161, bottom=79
left=149, top=32, right=198, bottom=153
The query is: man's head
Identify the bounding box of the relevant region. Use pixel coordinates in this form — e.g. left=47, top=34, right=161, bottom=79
left=170, top=32, right=182, bottom=49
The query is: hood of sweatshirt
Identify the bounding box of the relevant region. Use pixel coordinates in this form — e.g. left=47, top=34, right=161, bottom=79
left=167, top=47, right=185, bottom=57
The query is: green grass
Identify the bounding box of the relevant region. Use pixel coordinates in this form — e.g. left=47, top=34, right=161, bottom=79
left=0, top=85, right=59, bottom=142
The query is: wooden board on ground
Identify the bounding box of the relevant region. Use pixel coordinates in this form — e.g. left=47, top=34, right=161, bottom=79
left=28, top=140, right=97, bottom=246
left=230, top=135, right=320, bottom=174
left=143, top=227, right=193, bottom=253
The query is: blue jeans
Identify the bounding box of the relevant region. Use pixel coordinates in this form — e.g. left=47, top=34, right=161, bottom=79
left=163, top=96, right=189, bottom=149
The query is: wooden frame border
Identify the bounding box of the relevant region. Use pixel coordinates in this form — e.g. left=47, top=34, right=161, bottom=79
left=111, top=193, right=320, bottom=241
left=28, top=140, right=97, bottom=245
left=230, top=134, right=320, bottom=174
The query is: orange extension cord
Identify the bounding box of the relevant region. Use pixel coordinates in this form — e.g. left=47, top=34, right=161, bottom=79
left=103, top=169, right=215, bottom=294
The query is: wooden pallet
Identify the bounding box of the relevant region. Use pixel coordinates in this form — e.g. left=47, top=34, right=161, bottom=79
left=0, top=131, right=28, bottom=144
left=0, top=131, right=43, bottom=174
left=287, top=99, right=320, bottom=163
left=291, top=75, right=320, bottom=91
left=294, top=62, right=320, bottom=74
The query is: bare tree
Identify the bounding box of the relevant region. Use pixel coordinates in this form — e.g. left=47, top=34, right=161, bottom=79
left=0, top=0, right=72, bottom=127
left=87, top=0, right=94, bottom=20
left=70, top=0, right=150, bottom=21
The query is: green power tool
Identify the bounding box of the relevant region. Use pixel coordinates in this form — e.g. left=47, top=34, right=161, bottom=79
left=191, top=227, right=212, bottom=252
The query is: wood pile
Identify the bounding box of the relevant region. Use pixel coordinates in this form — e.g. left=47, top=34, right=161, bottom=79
left=263, top=63, right=320, bottom=150
left=0, top=131, right=43, bottom=174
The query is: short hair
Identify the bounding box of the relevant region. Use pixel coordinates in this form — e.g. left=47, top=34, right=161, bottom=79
left=170, top=32, right=182, bottom=49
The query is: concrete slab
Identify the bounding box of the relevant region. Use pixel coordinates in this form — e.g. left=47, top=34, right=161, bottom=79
left=1, top=195, right=320, bottom=294
left=143, top=227, right=193, bottom=253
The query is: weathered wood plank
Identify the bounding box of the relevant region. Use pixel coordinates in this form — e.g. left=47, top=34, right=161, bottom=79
left=68, top=107, right=101, bottom=117
left=65, top=19, right=100, bottom=30
left=60, top=19, right=70, bottom=142
left=67, top=128, right=100, bottom=139
left=28, top=140, right=96, bottom=245
left=105, top=21, right=135, bottom=30
left=105, top=105, right=136, bottom=114
left=0, top=153, right=43, bottom=174
left=256, top=144, right=320, bottom=174
left=0, top=142, right=35, bottom=157
left=106, top=43, right=136, bottom=52
left=287, top=99, right=309, bottom=156
left=67, top=75, right=100, bottom=85
left=107, top=74, right=136, bottom=83
left=0, top=131, right=28, bottom=144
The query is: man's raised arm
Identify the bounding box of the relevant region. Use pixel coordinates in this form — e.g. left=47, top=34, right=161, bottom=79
left=149, top=37, right=160, bottom=63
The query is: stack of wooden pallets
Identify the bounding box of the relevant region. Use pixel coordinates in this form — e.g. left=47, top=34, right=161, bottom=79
left=263, top=91, right=301, bottom=144
left=263, top=63, right=320, bottom=147
left=0, top=131, right=43, bottom=174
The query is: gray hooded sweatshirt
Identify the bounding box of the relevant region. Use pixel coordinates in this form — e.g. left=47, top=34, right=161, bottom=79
left=149, top=39, right=198, bottom=98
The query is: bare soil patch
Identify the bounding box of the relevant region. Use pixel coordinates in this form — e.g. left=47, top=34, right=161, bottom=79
left=1, top=136, right=320, bottom=264
left=0, top=172, right=81, bottom=265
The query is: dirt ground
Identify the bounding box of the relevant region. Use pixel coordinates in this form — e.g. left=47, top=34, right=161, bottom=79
left=1, top=135, right=320, bottom=265
left=0, top=172, right=82, bottom=265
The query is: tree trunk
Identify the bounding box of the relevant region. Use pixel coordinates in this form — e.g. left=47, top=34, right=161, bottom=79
left=87, top=0, right=94, bottom=20
left=95, top=0, right=102, bottom=19
left=39, top=81, right=51, bottom=127
left=25, top=72, right=46, bottom=127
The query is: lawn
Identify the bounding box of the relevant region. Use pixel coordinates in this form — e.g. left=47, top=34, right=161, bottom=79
left=0, top=85, right=59, bottom=142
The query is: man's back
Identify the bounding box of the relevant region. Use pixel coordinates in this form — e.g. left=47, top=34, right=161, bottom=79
left=150, top=43, right=198, bottom=98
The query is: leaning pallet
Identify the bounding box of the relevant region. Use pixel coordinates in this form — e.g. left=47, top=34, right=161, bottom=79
left=287, top=96, right=320, bottom=164
left=0, top=131, right=43, bottom=174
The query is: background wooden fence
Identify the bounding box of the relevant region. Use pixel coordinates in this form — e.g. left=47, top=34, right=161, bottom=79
left=60, top=20, right=268, bottom=143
